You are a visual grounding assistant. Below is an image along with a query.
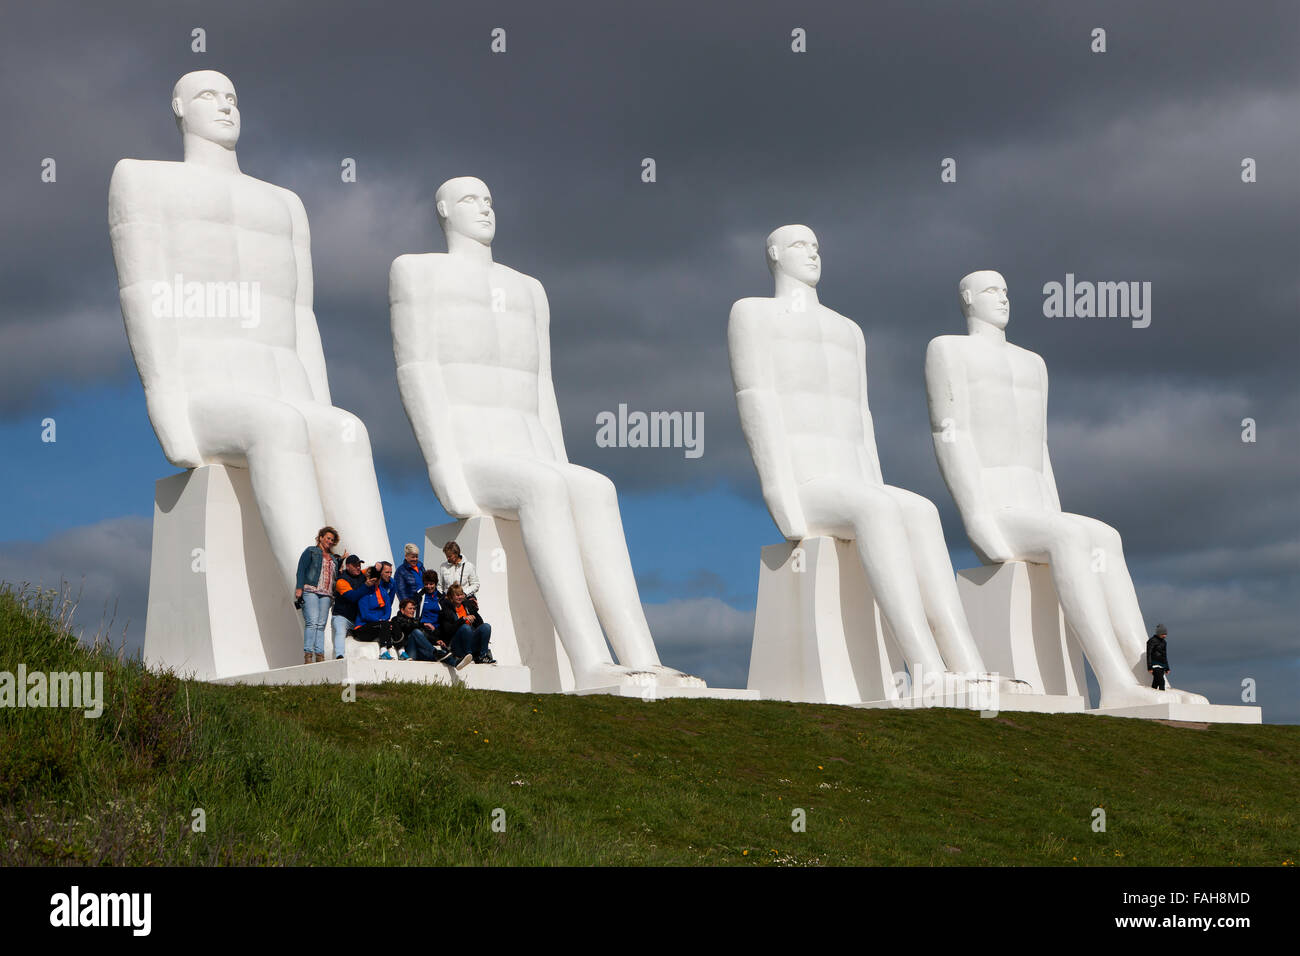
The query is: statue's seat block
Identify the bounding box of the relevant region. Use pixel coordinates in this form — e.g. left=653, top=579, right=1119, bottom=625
left=956, top=561, right=1087, bottom=698
left=144, top=465, right=302, bottom=681
left=748, top=536, right=906, bottom=704
left=425, top=515, right=575, bottom=693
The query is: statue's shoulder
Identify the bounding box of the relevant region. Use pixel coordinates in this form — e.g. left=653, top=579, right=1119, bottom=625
left=265, top=179, right=306, bottom=213
left=925, top=333, right=969, bottom=363
left=110, top=158, right=181, bottom=193
left=1008, top=340, right=1047, bottom=370
left=389, top=253, right=446, bottom=296
left=728, top=296, right=775, bottom=327
left=491, top=260, right=540, bottom=288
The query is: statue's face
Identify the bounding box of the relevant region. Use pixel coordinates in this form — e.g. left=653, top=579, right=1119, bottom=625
left=770, top=225, right=821, bottom=286
left=438, top=178, right=496, bottom=245
left=962, top=271, right=1009, bottom=327
left=174, top=71, right=240, bottom=148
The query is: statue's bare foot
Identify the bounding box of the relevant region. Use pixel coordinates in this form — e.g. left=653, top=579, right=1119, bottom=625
left=1168, top=688, right=1209, bottom=706
left=644, top=665, right=707, bottom=688
left=575, top=662, right=659, bottom=690
left=979, top=673, right=1033, bottom=695
left=1099, top=684, right=1186, bottom=709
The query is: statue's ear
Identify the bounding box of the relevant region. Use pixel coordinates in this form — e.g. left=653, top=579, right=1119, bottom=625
left=960, top=289, right=973, bottom=306
left=767, top=244, right=779, bottom=265
left=435, top=200, right=448, bottom=220
left=171, top=97, right=184, bottom=122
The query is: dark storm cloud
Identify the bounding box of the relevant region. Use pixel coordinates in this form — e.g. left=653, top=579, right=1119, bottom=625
left=1, top=1, right=1295, bottom=711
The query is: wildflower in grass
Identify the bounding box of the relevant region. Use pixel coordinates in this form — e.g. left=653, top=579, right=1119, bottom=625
left=742, top=849, right=748, bottom=856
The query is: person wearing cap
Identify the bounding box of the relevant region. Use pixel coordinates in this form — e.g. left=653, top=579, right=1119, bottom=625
left=331, top=553, right=368, bottom=660
left=394, top=542, right=426, bottom=608
left=1147, top=624, right=1171, bottom=690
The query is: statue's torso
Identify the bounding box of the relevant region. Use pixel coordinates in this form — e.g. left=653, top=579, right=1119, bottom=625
left=111, top=160, right=313, bottom=401
left=948, top=335, right=1055, bottom=512
left=396, top=254, right=557, bottom=461
left=743, top=299, right=879, bottom=486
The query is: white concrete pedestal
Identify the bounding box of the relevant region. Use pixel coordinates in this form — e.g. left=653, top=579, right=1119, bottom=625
left=747, top=540, right=1084, bottom=712
left=215, top=657, right=532, bottom=693
left=425, top=516, right=575, bottom=692
left=143, top=466, right=301, bottom=681
left=424, top=516, right=750, bottom=699
left=748, top=537, right=907, bottom=705
left=956, top=561, right=1088, bottom=701
left=1092, top=702, right=1262, bottom=724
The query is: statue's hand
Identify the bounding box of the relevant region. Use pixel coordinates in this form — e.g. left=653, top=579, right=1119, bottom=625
left=146, top=393, right=203, bottom=469
left=967, top=514, right=1016, bottom=563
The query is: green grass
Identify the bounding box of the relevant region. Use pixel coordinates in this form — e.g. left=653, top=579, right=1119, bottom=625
left=1, top=584, right=1296, bottom=866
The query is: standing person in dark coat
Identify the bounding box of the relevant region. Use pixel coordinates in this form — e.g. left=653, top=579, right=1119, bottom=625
left=1147, top=623, right=1171, bottom=690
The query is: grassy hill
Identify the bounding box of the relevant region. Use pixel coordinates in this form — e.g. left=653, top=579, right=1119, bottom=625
left=1, top=585, right=1295, bottom=866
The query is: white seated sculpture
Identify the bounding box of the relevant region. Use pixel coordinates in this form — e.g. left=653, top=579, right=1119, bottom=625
left=389, top=176, right=701, bottom=691
left=109, top=71, right=393, bottom=647
left=924, top=271, right=1209, bottom=709
left=729, top=225, right=1020, bottom=702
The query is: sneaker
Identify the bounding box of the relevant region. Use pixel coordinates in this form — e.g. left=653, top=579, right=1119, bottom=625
left=432, top=648, right=451, bottom=662
left=398, top=650, right=411, bottom=661
left=456, top=654, right=474, bottom=671
left=335, top=655, right=344, bottom=660
left=303, top=652, right=313, bottom=665
left=476, top=653, right=497, bottom=665
left=378, top=650, right=393, bottom=661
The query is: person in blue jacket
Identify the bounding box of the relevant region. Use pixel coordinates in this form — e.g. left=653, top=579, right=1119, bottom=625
left=393, top=543, right=425, bottom=607
left=353, top=562, right=407, bottom=659
left=404, top=570, right=448, bottom=661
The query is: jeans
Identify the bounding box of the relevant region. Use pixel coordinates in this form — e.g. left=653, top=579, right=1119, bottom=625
left=330, top=614, right=352, bottom=659
left=451, top=622, right=492, bottom=660
left=1151, top=667, right=1167, bottom=690
left=406, top=627, right=442, bottom=661
left=301, top=592, right=331, bottom=655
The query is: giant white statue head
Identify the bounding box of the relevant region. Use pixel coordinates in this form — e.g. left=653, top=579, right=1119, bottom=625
left=766, top=224, right=821, bottom=287
left=171, top=70, right=240, bottom=149
left=958, top=270, right=1009, bottom=331
left=436, top=176, right=496, bottom=247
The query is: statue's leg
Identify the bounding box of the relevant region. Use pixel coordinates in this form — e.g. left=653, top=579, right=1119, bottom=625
left=1067, top=515, right=1208, bottom=705
left=998, top=511, right=1173, bottom=707
left=463, top=457, right=634, bottom=685
left=296, top=403, right=393, bottom=565
left=557, top=465, right=660, bottom=668
left=1066, top=515, right=1147, bottom=667
left=800, top=479, right=948, bottom=678
left=188, top=392, right=326, bottom=597
left=882, top=486, right=987, bottom=675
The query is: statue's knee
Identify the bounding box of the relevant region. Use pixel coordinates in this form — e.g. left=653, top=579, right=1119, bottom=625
left=250, top=403, right=311, bottom=452
left=521, top=469, right=569, bottom=509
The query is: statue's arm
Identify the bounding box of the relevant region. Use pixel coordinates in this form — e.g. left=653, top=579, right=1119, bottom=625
left=108, top=160, right=202, bottom=468
left=924, top=338, right=1014, bottom=561
left=530, top=278, right=570, bottom=463
left=728, top=303, right=808, bottom=540
left=284, top=190, right=332, bottom=406
left=390, top=256, right=480, bottom=517
left=852, top=322, right=885, bottom=484
left=1038, top=356, right=1064, bottom=512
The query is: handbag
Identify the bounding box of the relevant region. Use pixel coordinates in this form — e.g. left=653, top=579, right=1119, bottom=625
left=457, top=563, right=485, bottom=623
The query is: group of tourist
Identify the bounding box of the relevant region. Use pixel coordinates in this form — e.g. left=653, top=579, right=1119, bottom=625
left=294, top=528, right=495, bottom=668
